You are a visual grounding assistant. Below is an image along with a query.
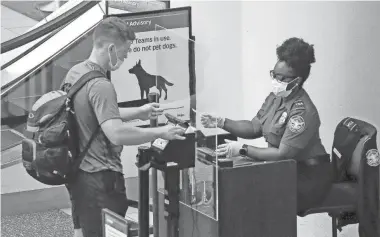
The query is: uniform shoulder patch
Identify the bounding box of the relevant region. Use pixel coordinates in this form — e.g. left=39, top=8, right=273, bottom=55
left=292, top=100, right=306, bottom=111
left=288, top=115, right=306, bottom=133
left=366, top=149, right=380, bottom=167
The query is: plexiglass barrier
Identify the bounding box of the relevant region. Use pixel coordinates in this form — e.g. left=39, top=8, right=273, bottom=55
left=152, top=24, right=224, bottom=221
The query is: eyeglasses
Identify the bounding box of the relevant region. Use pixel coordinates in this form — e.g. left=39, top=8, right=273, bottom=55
left=270, top=70, right=298, bottom=82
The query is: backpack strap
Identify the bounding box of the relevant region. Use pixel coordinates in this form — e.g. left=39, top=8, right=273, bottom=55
left=67, top=70, right=105, bottom=99
left=71, top=125, right=102, bottom=174
left=66, top=70, right=106, bottom=177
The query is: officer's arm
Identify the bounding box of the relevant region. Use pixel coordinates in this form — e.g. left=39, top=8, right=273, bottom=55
left=244, top=102, right=317, bottom=161
left=244, top=143, right=301, bottom=161
left=222, top=95, right=273, bottom=139
left=223, top=118, right=262, bottom=139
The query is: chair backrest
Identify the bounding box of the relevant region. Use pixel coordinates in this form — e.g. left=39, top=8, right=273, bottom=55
left=331, top=117, right=378, bottom=181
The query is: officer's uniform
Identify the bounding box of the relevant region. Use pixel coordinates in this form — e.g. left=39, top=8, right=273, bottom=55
left=255, top=88, right=333, bottom=212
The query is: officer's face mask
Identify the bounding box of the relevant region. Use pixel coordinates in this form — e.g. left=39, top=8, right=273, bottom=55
left=271, top=78, right=298, bottom=97
left=108, top=44, right=123, bottom=71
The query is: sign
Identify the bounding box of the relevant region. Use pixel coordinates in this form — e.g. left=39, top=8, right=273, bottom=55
left=110, top=8, right=191, bottom=127
left=102, top=209, right=129, bottom=237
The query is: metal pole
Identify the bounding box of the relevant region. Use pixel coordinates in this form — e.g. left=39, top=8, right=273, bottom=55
left=164, top=167, right=180, bottom=237
left=148, top=92, right=159, bottom=237
left=137, top=146, right=151, bottom=237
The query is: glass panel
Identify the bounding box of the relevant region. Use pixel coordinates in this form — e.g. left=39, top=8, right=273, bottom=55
left=152, top=25, right=223, bottom=221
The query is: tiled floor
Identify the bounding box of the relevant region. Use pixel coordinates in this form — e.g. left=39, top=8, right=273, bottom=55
left=60, top=207, right=154, bottom=237
left=0, top=206, right=360, bottom=237
left=60, top=207, right=360, bottom=237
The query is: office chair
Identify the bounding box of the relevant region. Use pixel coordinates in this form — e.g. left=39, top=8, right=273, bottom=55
left=298, top=117, right=379, bottom=237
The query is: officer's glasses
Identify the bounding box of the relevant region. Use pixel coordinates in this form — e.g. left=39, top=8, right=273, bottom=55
left=270, top=70, right=298, bottom=83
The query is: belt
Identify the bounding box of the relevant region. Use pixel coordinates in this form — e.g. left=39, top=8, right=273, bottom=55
left=300, top=155, right=331, bottom=166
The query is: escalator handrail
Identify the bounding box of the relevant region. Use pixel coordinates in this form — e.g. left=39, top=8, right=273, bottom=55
left=1, top=21, right=101, bottom=98
left=0, top=21, right=71, bottom=71
left=1, top=0, right=100, bottom=54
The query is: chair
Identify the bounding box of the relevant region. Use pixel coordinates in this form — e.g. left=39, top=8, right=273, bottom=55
left=298, top=117, right=379, bottom=237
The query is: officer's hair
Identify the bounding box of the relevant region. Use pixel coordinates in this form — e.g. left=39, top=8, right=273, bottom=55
left=276, top=37, right=315, bottom=86
left=93, top=17, right=136, bottom=48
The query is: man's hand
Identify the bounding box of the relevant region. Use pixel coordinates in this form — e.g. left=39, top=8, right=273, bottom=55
left=215, top=139, right=243, bottom=158
left=158, top=125, right=186, bottom=140
left=139, top=103, right=163, bottom=121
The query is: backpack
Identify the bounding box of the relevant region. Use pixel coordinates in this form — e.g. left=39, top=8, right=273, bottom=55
left=21, top=71, right=104, bottom=185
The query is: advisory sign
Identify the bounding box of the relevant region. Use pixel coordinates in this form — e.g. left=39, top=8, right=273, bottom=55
left=110, top=7, right=191, bottom=126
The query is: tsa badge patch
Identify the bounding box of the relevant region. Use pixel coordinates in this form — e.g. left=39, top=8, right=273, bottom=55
left=288, top=115, right=305, bottom=133
left=366, top=149, right=380, bottom=167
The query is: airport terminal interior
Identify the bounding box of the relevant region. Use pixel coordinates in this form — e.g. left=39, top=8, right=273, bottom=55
left=1, top=1, right=380, bottom=237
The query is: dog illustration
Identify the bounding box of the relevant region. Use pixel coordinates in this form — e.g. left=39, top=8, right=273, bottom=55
left=128, top=60, right=174, bottom=100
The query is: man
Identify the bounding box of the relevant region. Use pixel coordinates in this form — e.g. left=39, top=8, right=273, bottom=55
left=62, top=17, right=185, bottom=237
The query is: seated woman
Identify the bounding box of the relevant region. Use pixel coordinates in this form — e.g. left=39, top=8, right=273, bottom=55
left=201, top=37, right=333, bottom=212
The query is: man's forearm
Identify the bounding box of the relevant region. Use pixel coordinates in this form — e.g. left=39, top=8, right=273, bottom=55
left=223, top=118, right=262, bottom=139
left=119, top=107, right=142, bottom=121
left=115, top=124, right=162, bottom=146
left=115, top=124, right=163, bottom=146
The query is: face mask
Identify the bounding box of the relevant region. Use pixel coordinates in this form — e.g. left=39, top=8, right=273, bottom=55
left=271, top=78, right=298, bottom=97
left=108, top=45, right=123, bottom=71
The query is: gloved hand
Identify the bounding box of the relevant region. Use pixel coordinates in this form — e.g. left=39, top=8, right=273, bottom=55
left=200, top=113, right=225, bottom=128
left=215, top=139, right=244, bottom=158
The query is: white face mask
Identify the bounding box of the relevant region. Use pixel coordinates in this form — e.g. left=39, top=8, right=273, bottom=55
left=271, top=78, right=298, bottom=97
left=108, top=45, right=123, bottom=71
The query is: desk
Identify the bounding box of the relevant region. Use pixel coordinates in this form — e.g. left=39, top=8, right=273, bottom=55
left=156, top=159, right=297, bottom=237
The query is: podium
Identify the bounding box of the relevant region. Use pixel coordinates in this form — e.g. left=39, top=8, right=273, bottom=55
left=157, top=158, right=297, bottom=237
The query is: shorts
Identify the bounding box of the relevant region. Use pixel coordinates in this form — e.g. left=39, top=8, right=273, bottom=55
left=66, top=169, right=129, bottom=237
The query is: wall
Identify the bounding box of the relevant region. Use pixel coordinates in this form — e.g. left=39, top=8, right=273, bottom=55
left=170, top=0, right=243, bottom=119
left=242, top=1, right=380, bottom=151
left=241, top=2, right=380, bottom=236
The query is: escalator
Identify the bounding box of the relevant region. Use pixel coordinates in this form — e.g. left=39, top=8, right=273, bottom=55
left=1, top=0, right=105, bottom=170
left=1, top=0, right=167, bottom=169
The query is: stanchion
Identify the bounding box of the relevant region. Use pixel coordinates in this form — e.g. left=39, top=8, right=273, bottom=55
left=148, top=92, right=160, bottom=237
left=164, top=167, right=180, bottom=237
left=137, top=146, right=151, bottom=237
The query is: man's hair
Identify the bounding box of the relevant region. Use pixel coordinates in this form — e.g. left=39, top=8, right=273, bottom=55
left=276, top=37, right=315, bottom=85
left=93, top=17, right=136, bottom=48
